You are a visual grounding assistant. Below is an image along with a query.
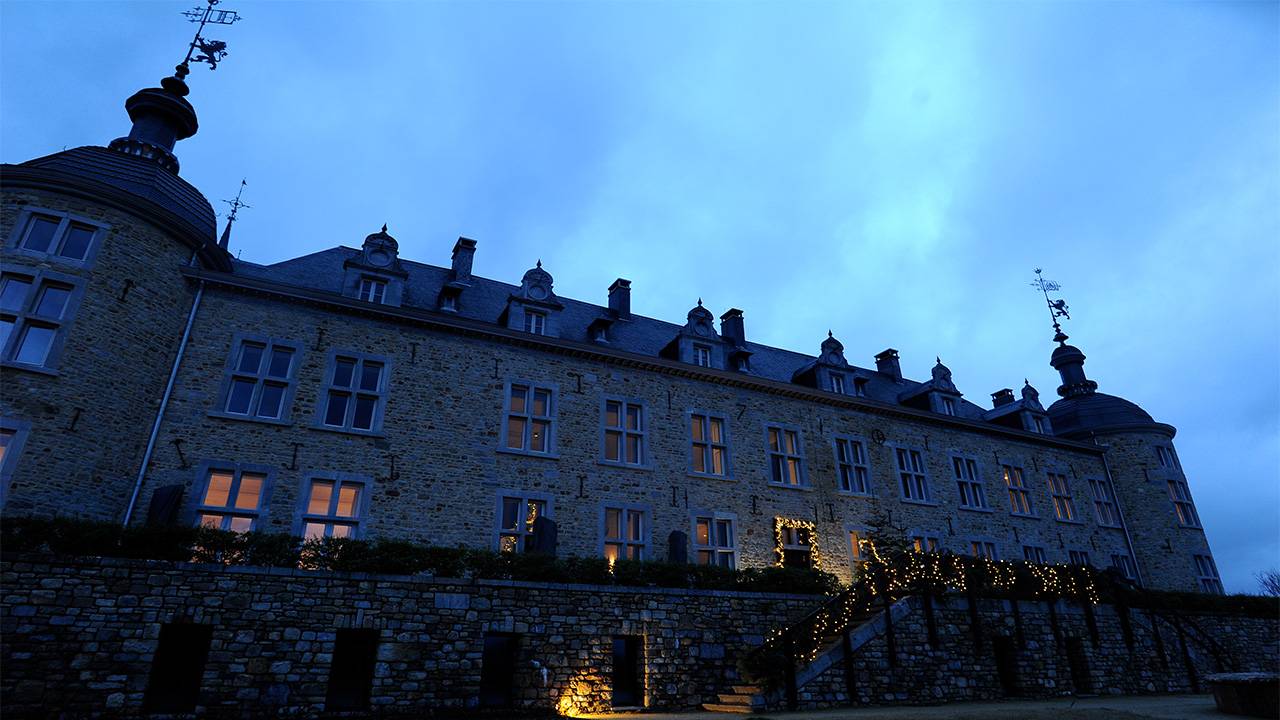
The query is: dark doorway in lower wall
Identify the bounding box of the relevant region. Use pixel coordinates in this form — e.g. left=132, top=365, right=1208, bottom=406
left=479, top=633, right=521, bottom=708
left=326, top=628, right=379, bottom=712
left=1065, top=636, right=1094, bottom=694
left=991, top=635, right=1020, bottom=697
left=612, top=635, right=643, bottom=708
left=143, top=622, right=214, bottom=713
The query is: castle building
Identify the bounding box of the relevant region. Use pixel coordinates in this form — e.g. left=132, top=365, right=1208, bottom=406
left=0, top=68, right=1222, bottom=595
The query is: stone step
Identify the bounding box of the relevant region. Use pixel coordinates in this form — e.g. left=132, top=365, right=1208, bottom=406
left=731, top=684, right=762, bottom=695
left=716, top=693, right=763, bottom=706
left=701, top=702, right=756, bottom=714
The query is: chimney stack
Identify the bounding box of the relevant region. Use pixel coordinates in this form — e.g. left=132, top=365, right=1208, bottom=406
left=991, top=388, right=1016, bottom=408
left=875, top=348, right=902, bottom=382
left=720, top=308, right=745, bottom=347
left=451, top=237, right=476, bottom=283
left=608, top=278, right=631, bottom=320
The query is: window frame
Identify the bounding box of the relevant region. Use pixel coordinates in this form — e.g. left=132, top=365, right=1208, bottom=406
left=1068, top=549, right=1091, bottom=566
left=892, top=445, right=934, bottom=505
left=846, top=524, right=869, bottom=574
left=356, top=277, right=388, bottom=304
left=599, top=396, right=649, bottom=468
left=1002, top=464, right=1036, bottom=517
left=498, top=380, right=559, bottom=458
left=909, top=531, right=942, bottom=554
left=0, top=417, right=32, bottom=508
left=1110, top=553, right=1137, bottom=581
left=692, top=343, right=712, bottom=368
left=968, top=538, right=999, bottom=560
left=210, top=333, right=303, bottom=426
left=494, top=490, right=553, bottom=552
left=764, top=423, right=808, bottom=489
left=1046, top=470, right=1081, bottom=523
left=6, top=206, right=109, bottom=268
left=777, top=520, right=816, bottom=569
left=1167, top=477, right=1202, bottom=528
left=189, top=461, right=274, bottom=532
left=951, top=454, right=990, bottom=511
left=523, top=310, right=547, bottom=335
left=687, top=410, right=732, bottom=480
left=294, top=472, right=372, bottom=540
left=0, top=268, right=86, bottom=374
left=600, top=503, right=648, bottom=562
left=314, top=349, right=391, bottom=436
left=833, top=434, right=872, bottom=496
left=1193, top=554, right=1223, bottom=594
left=1087, top=478, right=1121, bottom=527
left=692, top=512, right=737, bottom=568
left=1155, top=445, right=1181, bottom=471
left=829, top=372, right=846, bottom=395
left=1022, top=545, right=1049, bottom=564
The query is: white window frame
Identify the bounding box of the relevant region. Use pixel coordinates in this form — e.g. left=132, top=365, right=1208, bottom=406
left=601, top=504, right=647, bottom=561
left=524, top=310, right=547, bottom=335
left=0, top=269, right=85, bottom=372
left=297, top=473, right=370, bottom=539
left=952, top=455, right=989, bottom=510
left=692, top=513, right=736, bottom=568
left=496, top=492, right=552, bottom=552
left=829, top=373, right=846, bottom=394
left=357, top=277, right=387, bottom=304
left=1088, top=478, right=1121, bottom=527
left=1068, top=549, right=1091, bottom=566
left=6, top=206, right=108, bottom=268
left=688, top=410, right=730, bottom=478
left=765, top=424, right=807, bottom=487
left=910, top=532, right=942, bottom=554
left=1111, top=553, right=1137, bottom=581
left=216, top=334, right=301, bottom=423
left=501, top=381, right=557, bottom=456
left=1167, top=478, right=1201, bottom=527
left=853, top=377, right=869, bottom=397
left=1022, top=545, right=1048, bottom=564
left=692, top=343, right=712, bottom=368
left=895, top=446, right=932, bottom=504
left=1194, top=554, right=1223, bottom=594
left=318, top=350, right=390, bottom=434
left=601, top=397, right=647, bottom=467
left=1003, top=464, right=1035, bottom=516
left=778, top=522, right=814, bottom=569
left=833, top=435, right=871, bottom=495
left=1047, top=471, right=1078, bottom=522
left=1155, top=445, right=1181, bottom=470
left=969, top=539, right=999, bottom=560
left=193, top=462, right=273, bottom=533
left=940, top=396, right=958, bottom=416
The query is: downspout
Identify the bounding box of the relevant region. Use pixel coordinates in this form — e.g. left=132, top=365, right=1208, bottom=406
left=1093, top=432, right=1144, bottom=588
left=122, top=277, right=204, bottom=526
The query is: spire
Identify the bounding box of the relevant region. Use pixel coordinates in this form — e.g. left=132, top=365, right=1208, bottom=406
left=218, top=179, right=249, bottom=250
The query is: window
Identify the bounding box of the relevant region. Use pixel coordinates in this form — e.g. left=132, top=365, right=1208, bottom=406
left=1155, top=445, right=1180, bottom=470
left=766, top=425, right=806, bottom=486
left=0, top=271, right=80, bottom=369
left=301, top=477, right=364, bottom=539
left=196, top=468, right=266, bottom=532
left=1068, top=549, right=1091, bottom=566
left=603, top=506, right=645, bottom=561
left=834, top=437, right=871, bottom=494
left=326, top=629, right=378, bottom=712
left=1110, top=553, right=1136, bottom=581
left=970, top=540, right=998, bottom=559
left=603, top=399, right=645, bottom=465
left=320, top=353, right=388, bottom=432
left=524, top=310, right=546, bottom=335
left=1168, top=479, right=1201, bottom=527
left=220, top=337, right=298, bottom=420
left=143, top=623, right=213, bottom=713
left=0, top=418, right=29, bottom=505
left=848, top=528, right=868, bottom=570
left=498, top=494, right=548, bottom=552
left=1047, top=472, right=1077, bottom=521
left=1022, top=545, right=1048, bottom=564
left=1032, top=416, right=1047, bottom=434
left=693, top=344, right=712, bottom=367
left=356, top=277, right=386, bottom=304
left=694, top=515, right=735, bottom=567
left=10, top=209, right=103, bottom=264
left=1003, top=465, right=1033, bottom=515
left=689, top=412, right=729, bottom=477
left=853, top=377, right=869, bottom=397
left=830, top=373, right=846, bottom=394
left=911, top=534, right=941, bottom=553
left=940, top=396, right=957, bottom=416
left=503, top=383, right=555, bottom=454
left=1088, top=478, right=1120, bottom=527
left=953, top=456, right=988, bottom=509
left=1194, top=554, right=1223, bottom=594
left=779, top=524, right=813, bottom=568
left=896, top=448, right=931, bottom=503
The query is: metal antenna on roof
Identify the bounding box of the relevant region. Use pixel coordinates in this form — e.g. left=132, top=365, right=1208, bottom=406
left=1031, top=268, right=1071, bottom=345
left=174, top=0, right=242, bottom=81
left=218, top=178, right=249, bottom=250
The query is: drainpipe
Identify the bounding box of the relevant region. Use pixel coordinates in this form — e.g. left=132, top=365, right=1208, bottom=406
left=1093, top=433, right=1144, bottom=588
left=122, top=279, right=204, bottom=526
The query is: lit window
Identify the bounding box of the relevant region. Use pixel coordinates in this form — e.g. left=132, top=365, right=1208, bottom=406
left=301, top=478, right=364, bottom=539
left=1167, top=479, right=1201, bottom=527
left=766, top=425, right=806, bottom=487
left=357, top=278, right=387, bottom=304
left=0, top=271, right=79, bottom=369
left=689, top=412, right=729, bottom=477
left=1023, top=545, right=1048, bottom=564
left=830, top=373, right=846, bottom=394
left=498, top=495, right=547, bottom=552
left=896, top=448, right=931, bottom=503
left=503, top=383, right=555, bottom=454
left=1088, top=478, right=1120, bottom=527
left=1194, top=554, right=1223, bottom=594
left=953, top=456, right=988, bottom=509
left=911, top=534, right=941, bottom=553
left=12, top=210, right=102, bottom=263
left=940, top=397, right=957, bottom=416
left=524, top=310, right=546, bottom=335
left=1047, top=472, right=1077, bottom=521
left=221, top=338, right=298, bottom=420
left=849, top=528, right=868, bottom=570
left=321, top=354, right=387, bottom=432
left=834, top=437, right=871, bottom=494
left=1155, top=445, right=1180, bottom=470
left=694, top=515, right=735, bottom=568
left=1068, top=549, right=1091, bottom=566
left=1003, top=465, right=1033, bottom=515
left=779, top=523, right=813, bottom=568
left=603, top=399, right=645, bottom=465
left=603, top=506, right=645, bottom=561
left=693, top=344, right=712, bottom=367
left=1110, top=553, right=1137, bottom=581
left=970, top=540, right=998, bottom=559
left=196, top=468, right=266, bottom=532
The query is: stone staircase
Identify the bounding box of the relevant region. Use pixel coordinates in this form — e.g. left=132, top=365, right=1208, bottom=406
left=700, top=684, right=766, bottom=714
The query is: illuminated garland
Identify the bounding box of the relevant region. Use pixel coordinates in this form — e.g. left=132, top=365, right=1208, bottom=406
left=773, top=517, right=823, bottom=571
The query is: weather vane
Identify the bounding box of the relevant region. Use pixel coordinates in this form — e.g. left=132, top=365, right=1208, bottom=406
left=1031, top=268, right=1071, bottom=345
left=222, top=178, right=250, bottom=222
left=174, top=0, right=242, bottom=81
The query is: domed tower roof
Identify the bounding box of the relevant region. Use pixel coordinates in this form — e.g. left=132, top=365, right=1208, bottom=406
left=1045, top=340, right=1172, bottom=439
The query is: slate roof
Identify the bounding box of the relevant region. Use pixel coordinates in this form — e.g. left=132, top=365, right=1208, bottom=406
left=234, top=247, right=998, bottom=419
left=1047, top=393, right=1159, bottom=439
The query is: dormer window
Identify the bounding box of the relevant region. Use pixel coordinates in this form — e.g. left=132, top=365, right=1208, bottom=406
left=853, top=378, right=868, bottom=397
left=693, top=344, right=712, bottom=367
left=830, top=373, right=846, bottom=394
left=440, top=294, right=458, bottom=312
left=524, top=310, right=547, bottom=335
left=940, top=397, right=957, bottom=416
left=357, top=278, right=387, bottom=304
left=1032, top=416, right=1047, bottom=434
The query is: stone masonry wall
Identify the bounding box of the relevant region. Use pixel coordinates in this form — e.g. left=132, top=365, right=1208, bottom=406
left=0, top=554, right=821, bottom=718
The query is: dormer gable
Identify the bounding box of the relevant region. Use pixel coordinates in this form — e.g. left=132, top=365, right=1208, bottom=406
left=983, top=380, right=1054, bottom=434
left=792, top=331, right=862, bottom=394
left=500, top=260, right=565, bottom=337
left=659, top=300, right=724, bottom=369
left=342, top=225, right=407, bottom=307
left=898, top=357, right=964, bottom=416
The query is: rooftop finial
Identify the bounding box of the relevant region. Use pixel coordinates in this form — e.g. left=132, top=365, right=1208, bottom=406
left=827, top=329, right=833, bottom=338
left=173, top=0, right=242, bottom=84
left=381, top=223, right=388, bottom=233
left=697, top=297, right=703, bottom=307
left=218, top=178, right=249, bottom=250
left=536, top=259, right=542, bottom=269
left=1031, top=268, right=1071, bottom=345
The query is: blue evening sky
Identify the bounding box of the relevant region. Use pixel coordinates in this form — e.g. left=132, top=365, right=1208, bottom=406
left=3, top=1, right=1276, bottom=592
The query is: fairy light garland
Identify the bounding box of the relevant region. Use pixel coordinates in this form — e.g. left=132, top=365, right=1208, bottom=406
left=773, top=517, right=823, bottom=571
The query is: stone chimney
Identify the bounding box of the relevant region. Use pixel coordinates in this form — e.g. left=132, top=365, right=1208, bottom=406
left=451, top=237, right=476, bottom=283
left=608, top=278, right=631, bottom=320
left=875, top=348, right=902, bottom=382
left=720, top=308, right=745, bottom=347
left=991, top=388, right=1016, bottom=408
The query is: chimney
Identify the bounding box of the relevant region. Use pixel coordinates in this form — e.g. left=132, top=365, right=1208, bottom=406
left=720, top=308, right=745, bottom=347
left=991, top=388, right=1016, bottom=408
left=451, top=237, right=476, bottom=283
left=608, top=278, right=631, bottom=320
left=875, top=348, right=902, bottom=382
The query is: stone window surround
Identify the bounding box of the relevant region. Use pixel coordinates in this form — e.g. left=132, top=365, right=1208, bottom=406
left=907, top=529, right=943, bottom=553
left=598, top=395, right=650, bottom=470
left=691, top=511, right=737, bottom=568
left=1068, top=548, right=1092, bottom=566
left=497, top=379, right=560, bottom=459
left=292, top=471, right=373, bottom=540
left=0, top=267, right=86, bottom=376
left=764, top=422, right=809, bottom=490
left=832, top=434, right=873, bottom=496
left=6, top=205, right=109, bottom=269
left=599, top=502, right=649, bottom=561
left=888, top=443, right=936, bottom=506
left=1001, top=463, right=1039, bottom=518
left=685, top=409, right=733, bottom=481
left=312, top=349, right=392, bottom=438
left=208, top=333, right=303, bottom=427
left=493, top=489, right=554, bottom=552
left=1046, top=467, right=1084, bottom=525
left=188, top=460, right=276, bottom=530
left=967, top=536, right=1000, bottom=560
left=1022, top=544, right=1049, bottom=563
left=0, top=416, right=31, bottom=508
left=950, top=452, right=991, bottom=512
